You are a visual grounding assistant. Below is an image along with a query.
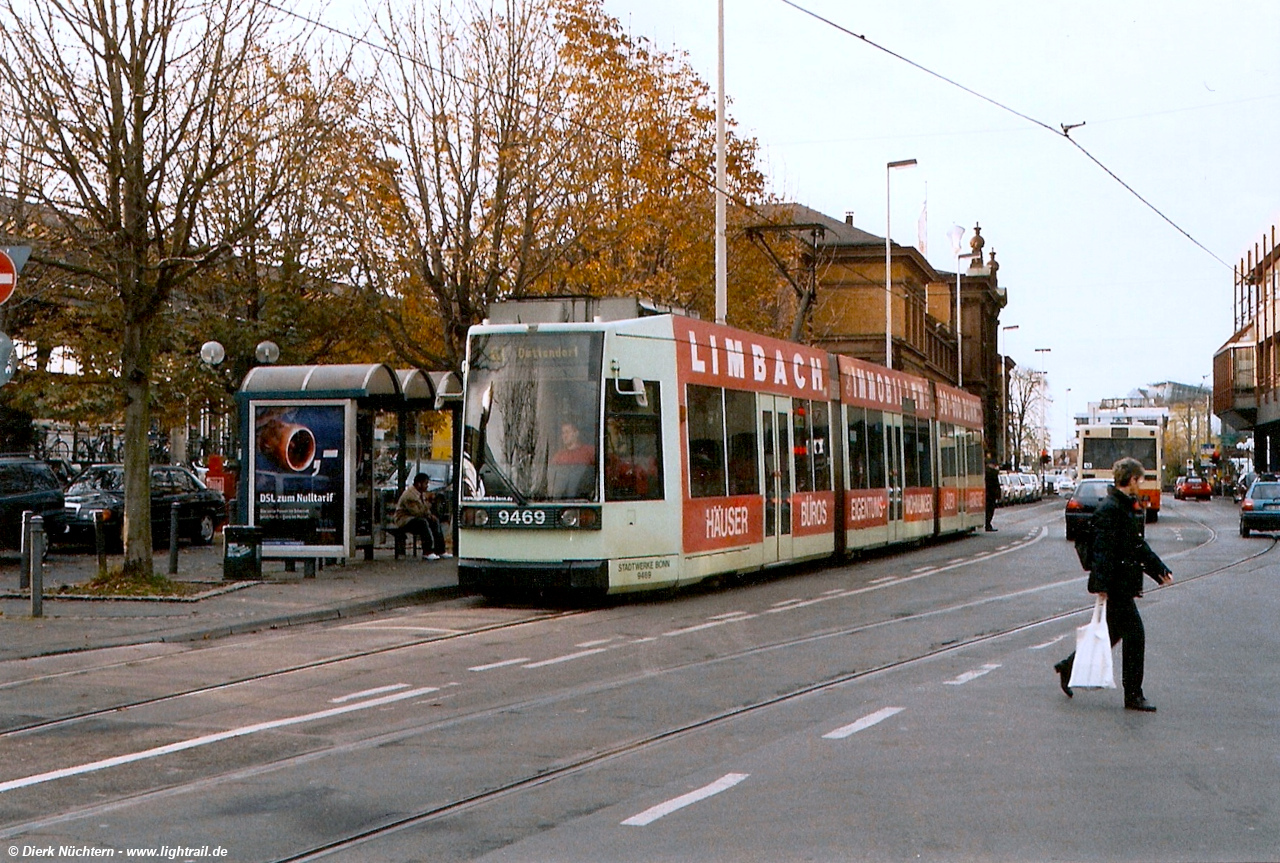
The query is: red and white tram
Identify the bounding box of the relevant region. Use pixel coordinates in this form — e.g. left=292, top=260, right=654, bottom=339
left=456, top=309, right=985, bottom=598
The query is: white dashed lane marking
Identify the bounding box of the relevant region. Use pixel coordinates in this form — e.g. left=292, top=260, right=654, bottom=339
left=944, top=664, right=1001, bottom=685
left=823, top=707, right=905, bottom=740
left=621, top=773, right=750, bottom=826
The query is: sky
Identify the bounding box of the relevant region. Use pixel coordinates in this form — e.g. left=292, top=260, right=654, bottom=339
left=596, top=0, right=1280, bottom=447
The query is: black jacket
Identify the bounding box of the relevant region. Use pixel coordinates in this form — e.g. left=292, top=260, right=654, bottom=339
left=1087, top=486, right=1169, bottom=597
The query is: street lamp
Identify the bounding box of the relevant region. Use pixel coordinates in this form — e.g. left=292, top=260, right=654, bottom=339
left=1000, top=324, right=1019, bottom=467
left=1065, top=387, right=1072, bottom=457
left=885, top=158, right=917, bottom=370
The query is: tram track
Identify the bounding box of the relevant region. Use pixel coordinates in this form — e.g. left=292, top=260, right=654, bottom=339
left=268, top=530, right=1279, bottom=862
left=0, top=608, right=587, bottom=739
left=4, top=527, right=1272, bottom=850
left=0, top=500, right=1232, bottom=744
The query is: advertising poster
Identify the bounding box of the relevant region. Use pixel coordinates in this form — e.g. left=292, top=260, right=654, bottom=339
left=250, top=400, right=350, bottom=556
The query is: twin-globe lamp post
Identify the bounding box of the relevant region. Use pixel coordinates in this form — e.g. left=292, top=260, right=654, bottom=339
left=200, top=339, right=280, bottom=520
left=885, top=158, right=917, bottom=370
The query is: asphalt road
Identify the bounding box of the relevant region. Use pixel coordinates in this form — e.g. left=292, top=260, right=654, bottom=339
left=0, top=495, right=1275, bottom=863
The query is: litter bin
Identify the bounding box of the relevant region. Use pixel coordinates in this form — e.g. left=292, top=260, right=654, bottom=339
left=223, top=525, right=263, bottom=581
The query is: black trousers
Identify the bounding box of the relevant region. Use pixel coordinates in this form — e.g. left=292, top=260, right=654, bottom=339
left=1061, top=593, right=1146, bottom=698
left=402, top=517, right=446, bottom=556
left=985, top=497, right=996, bottom=528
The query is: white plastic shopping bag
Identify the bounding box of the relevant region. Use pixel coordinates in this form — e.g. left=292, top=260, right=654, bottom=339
left=1068, top=596, right=1116, bottom=690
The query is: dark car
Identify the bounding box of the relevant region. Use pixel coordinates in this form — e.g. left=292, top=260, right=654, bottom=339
left=1174, top=475, right=1212, bottom=501
left=0, top=455, right=65, bottom=548
left=63, top=464, right=225, bottom=548
left=1239, top=481, right=1280, bottom=537
left=1064, top=478, right=1146, bottom=542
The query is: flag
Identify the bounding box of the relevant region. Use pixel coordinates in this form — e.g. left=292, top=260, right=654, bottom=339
left=916, top=192, right=928, bottom=256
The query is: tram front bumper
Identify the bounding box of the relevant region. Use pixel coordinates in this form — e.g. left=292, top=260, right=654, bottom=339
left=458, top=558, right=609, bottom=596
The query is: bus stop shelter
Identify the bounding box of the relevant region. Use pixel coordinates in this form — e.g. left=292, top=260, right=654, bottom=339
left=235, top=363, right=460, bottom=563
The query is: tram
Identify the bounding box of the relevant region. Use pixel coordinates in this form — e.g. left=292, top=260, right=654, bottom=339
left=1076, top=422, right=1163, bottom=521
left=456, top=309, right=986, bottom=597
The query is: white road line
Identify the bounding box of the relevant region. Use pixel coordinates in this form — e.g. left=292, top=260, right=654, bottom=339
left=662, top=616, right=756, bottom=637
left=1029, top=633, right=1070, bottom=650
left=630, top=637, right=657, bottom=643
left=908, top=567, right=934, bottom=574
left=345, top=625, right=462, bottom=633
left=869, top=576, right=900, bottom=584
left=822, top=706, right=904, bottom=740
left=330, top=683, right=410, bottom=703
left=944, top=664, right=1001, bottom=685
left=621, top=773, right=750, bottom=826
left=771, top=597, right=806, bottom=607
left=708, top=611, right=752, bottom=620
left=0, top=686, right=439, bottom=794
left=523, top=648, right=610, bottom=668
left=576, top=637, right=618, bottom=648
left=468, top=658, right=531, bottom=672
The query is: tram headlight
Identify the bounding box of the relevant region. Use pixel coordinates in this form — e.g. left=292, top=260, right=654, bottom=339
left=559, top=508, right=580, bottom=528
left=462, top=507, right=489, bottom=527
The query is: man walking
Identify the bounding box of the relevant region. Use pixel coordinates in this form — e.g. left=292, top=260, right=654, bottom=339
left=1054, top=457, right=1172, bottom=711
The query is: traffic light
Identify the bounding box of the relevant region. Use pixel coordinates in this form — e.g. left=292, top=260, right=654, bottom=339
left=1040, top=450, right=1050, bottom=466
left=1211, top=449, right=1221, bottom=466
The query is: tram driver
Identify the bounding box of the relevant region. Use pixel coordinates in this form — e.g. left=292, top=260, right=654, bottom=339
left=548, top=420, right=597, bottom=498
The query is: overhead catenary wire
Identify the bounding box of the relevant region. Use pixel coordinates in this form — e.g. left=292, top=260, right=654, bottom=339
left=776, top=0, right=1232, bottom=270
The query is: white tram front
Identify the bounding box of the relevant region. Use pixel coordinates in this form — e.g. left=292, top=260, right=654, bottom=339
left=456, top=311, right=985, bottom=598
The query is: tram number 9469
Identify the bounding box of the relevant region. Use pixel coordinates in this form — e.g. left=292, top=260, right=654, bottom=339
left=496, top=508, right=548, bottom=527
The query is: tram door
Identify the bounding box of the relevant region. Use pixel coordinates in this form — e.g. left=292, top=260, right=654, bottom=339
left=885, top=413, right=905, bottom=543
left=761, top=395, right=794, bottom=563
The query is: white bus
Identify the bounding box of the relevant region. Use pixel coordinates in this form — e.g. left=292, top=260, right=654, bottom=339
left=1076, top=423, right=1163, bottom=521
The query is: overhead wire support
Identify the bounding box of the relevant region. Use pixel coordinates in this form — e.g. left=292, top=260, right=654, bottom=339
left=776, top=0, right=1231, bottom=270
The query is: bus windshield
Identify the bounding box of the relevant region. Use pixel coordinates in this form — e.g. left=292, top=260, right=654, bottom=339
left=462, top=332, right=603, bottom=503
left=1081, top=437, right=1158, bottom=472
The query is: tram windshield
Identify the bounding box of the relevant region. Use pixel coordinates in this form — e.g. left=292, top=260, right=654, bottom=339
left=462, top=331, right=603, bottom=503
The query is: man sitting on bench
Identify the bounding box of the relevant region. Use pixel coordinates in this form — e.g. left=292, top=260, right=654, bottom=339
left=392, top=473, right=448, bottom=560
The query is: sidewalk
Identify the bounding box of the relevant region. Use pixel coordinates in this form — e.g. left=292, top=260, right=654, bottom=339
left=0, top=537, right=462, bottom=662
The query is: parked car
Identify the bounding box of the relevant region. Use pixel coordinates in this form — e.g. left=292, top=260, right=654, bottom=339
left=1063, top=478, right=1144, bottom=541
left=62, top=464, right=225, bottom=548
left=1016, top=473, right=1041, bottom=502
left=998, top=473, right=1020, bottom=505
left=1239, top=480, right=1280, bottom=536
left=1174, top=475, right=1212, bottom=501
left=0, top=455, right=65, bottom=548
left=1054, top=474, right=1077, bottom=495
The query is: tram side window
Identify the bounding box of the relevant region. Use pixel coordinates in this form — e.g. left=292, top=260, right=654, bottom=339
left=687, top=385, right=727, bottom=498
left=792, top=401, right=812, bottom=493
left=966, top=428, right=983, bottom=477
left=939, top=422, right=956, bottom=481
left=605, top=383, right=663, bottom=501
left=866, top=409, right=886, bottom=489
left=812, top=400, right=831, bottom=490
left=903, top=416, right=919, bottom=488
left=847, top=406, right=868, bottom=489
left=725, top=390, right=759, bottom=496
left=917, top=417, right=933, bottom=488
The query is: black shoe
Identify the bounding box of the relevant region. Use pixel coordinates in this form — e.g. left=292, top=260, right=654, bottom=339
left=1053, top=660, right=1072, bottom=698
left=985, top=526, right=997, bottom=532
left=1124, top=697, right=1157, bottom=712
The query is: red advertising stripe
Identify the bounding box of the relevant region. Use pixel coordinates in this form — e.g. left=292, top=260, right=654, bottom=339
left=791, top=491, right=835, bottom=537
left=673, top=317, right=830, bottom=400
left=965, top=487, right=986, bottom=513
left=939, top=486, right=960, bottom=519
left=845, top=489, right=889, bottom=530
left=683, top=495, right=764, bottom=554
left=903, top=488, right=935, bottom=523
left=836, top=354, right=935, bottom=418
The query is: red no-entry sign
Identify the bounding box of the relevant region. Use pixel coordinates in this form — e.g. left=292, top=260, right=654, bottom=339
left=0, top=251, right=15, bottom=306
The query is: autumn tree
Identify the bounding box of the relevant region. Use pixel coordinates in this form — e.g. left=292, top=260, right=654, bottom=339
left=0, top=0, right=334, bottom=575
left=357, top=0, right=781, bottom=374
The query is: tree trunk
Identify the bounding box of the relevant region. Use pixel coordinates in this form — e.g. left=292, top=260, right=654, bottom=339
left=121, top=315, right=154, bottom=575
